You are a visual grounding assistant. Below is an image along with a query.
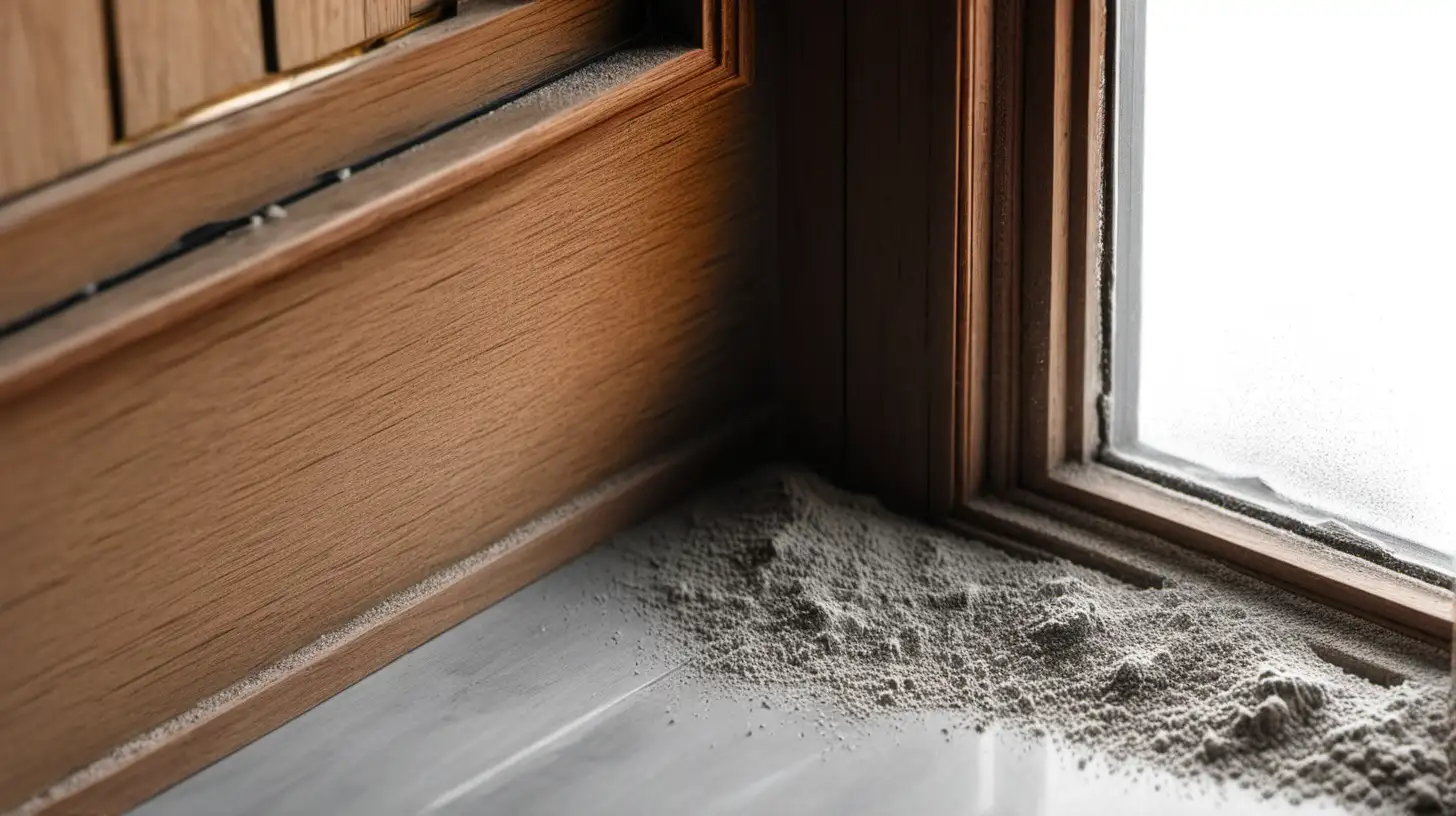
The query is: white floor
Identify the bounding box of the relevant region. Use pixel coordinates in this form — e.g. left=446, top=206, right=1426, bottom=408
left=134, top=542, right=1334, bottom=816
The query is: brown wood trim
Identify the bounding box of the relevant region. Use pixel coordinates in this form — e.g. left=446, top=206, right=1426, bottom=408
left=951, top=497, right=1449, bottom=650
left=0, top=5, right=758, bottom=807
left=20, top=411, right=777, bottom=816
left=0, top=27, right=753, bottom=405
left=981, top=0, right=1024, bottom=494
left=1040, top=464, right=1453, bottom=644
left=842, top=0, right=965, bottom=516
left=0, top=0, right=646, bottom=328
left=925, top=0, right=969, bottom=516
left=0, top=1, right=114, bottom=200
left=948, top=0, right=1447, bottom=650
left=1063, top=0, right=1106, bottom=463
left=1017, top=0, right=1072, bottom=480
left=957, top=0, right=994, bottom=502
left=777, top=0, right=846, bottom=476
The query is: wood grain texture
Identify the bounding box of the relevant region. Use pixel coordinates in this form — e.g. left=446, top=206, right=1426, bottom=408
left=844, top=0, right=963, bottom=516
left=958, top=0, right=994, bottom=501
left=959, top=0, right=1450, bottom=655
left=925, top=0, right=968, bottom=516
left=1063, top=0, right=1106, bottom=462
left=273, top=0, right=368, bottom=70
left=777, top=0, right=845, bottom=476
left=0, top=0, right=113, bottom=199
left=0, top=0, right=643, bottom=328
left=982, top=0, right=1024, bottom=493
left=0, top=38, right=766, bottom=814
left=0, top=47, right=720, bottom=404
left=26, top=412, right=776, bottom=816
left=113, top=0, right=268, bottom=137
left=1039, top=466, right=1454, bottom=645
left=1017, top=0, right=1072, bottom=479
left=364, top=0, right=413, bottom=38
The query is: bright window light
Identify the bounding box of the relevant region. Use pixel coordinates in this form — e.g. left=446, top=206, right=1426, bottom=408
left=1112, top=0, right=1456, bottom=563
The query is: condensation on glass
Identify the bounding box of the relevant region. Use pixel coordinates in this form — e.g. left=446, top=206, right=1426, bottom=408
left=1104, top=0, right=1456, bottom=574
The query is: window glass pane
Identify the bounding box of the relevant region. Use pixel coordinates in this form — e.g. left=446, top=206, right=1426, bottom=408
left=1112, top=0, right=1456, bottom=563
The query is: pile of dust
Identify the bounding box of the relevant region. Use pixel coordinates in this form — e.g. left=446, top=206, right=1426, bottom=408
left=615, top=468, right=1452, bottom=814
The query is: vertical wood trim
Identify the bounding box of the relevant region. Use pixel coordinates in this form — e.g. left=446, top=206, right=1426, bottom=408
left=273, top=0, right=367, bottom=71
left=984, top=0, right=1024, bottom=492
left=845, top=0, right=929, bottom=514
left=1064, top=0, right=1107, bottom=462
left=113, top=0, right=268, bottom=137
left=1019, top=0, right=1073, bottom=481
left=959, top=0, right=995, bottom=500
left=843, top=0, right=968, bottom=516
left=364, top=0, right=411, bottom=39
left=925, top=0, right=967, bottom=515
left=0, top=0, right=113, bottom=199
left=778, top=0, right=846, bottom=476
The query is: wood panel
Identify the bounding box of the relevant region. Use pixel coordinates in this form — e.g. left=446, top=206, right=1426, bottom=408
left=777, top=0, right=845, bottom=476
left=1017, top=0, right=1072, bottom=479
left=274, top=0, right=368, bottom=70
left=0, top=0, right=643, bottom=329
left=1040, top=466, right=1453, bottom=645
left=0, top=47, right=768, bottom=813
left=29, top=413, right=775, bottom=816
left=844, top=0, right=964, bottom=516
left=982, top=0, right=1024, bottom=493
left=958, top=0, right=994, bottom=501
left=113, top=0, right=268, bottom=137
left=1063, top=0, right=1106, bottom=463
left=365, top=0, right=413, bottom=39
left=0, top=0, right=113, bottom=199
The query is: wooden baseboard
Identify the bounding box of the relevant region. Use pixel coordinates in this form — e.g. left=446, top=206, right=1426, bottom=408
left=17, top=410, right=775, bottom=816
left=0, top=2, right=762, bottom=809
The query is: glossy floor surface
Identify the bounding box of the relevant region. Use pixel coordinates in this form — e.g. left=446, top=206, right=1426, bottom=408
left=135, top=538, right=1340, bottom=816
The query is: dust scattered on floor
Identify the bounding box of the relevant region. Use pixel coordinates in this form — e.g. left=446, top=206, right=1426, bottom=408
left=614, top=468, right=1452, bottom=814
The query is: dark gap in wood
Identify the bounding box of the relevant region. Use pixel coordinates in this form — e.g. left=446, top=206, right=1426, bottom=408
left=260, top=0, right=280, bottom=73
left=0, top=31, right=667, bottom=343
left=102, top=0, right=126, bottom=142
left=1308, top=642, right=1406, bottom=688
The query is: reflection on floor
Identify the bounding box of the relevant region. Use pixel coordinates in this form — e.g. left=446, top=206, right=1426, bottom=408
left=134, top=542, right=1336, bottom=816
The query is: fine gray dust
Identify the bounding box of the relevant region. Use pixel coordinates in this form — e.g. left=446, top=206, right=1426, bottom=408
left=613, top=467, right=1453, bottom=815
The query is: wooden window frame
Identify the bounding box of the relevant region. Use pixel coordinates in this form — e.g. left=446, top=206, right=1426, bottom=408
left=807, top=0, right=1450, bottom=648
left=939, top=0, right=1452, bottom=646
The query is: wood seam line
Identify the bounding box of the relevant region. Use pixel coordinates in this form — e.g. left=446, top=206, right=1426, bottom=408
left=0, top=7, right=754, bottom=407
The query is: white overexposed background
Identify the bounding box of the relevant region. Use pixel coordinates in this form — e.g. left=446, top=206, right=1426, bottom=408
left=1135, top=0, right=1456, bottom=555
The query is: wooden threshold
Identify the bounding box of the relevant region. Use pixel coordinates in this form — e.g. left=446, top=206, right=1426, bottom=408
left=0, top=0, right=645, bottom=329
left=17, top=410, right=776, bottom=816
left=1037, top=463, right=1453, bottom=645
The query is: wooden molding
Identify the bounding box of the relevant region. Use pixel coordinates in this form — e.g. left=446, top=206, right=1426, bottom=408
left=949, top=0, right=1453, bottom=650
left=841, top=0, right=966, bottom=517
left=0, top=3, right=759, bottom=809
left=1039, top=464, right=1453, bottom=645
left=777, top=0, right=846, bottom=476
left=0, top=0, right=646, bottom=329
left=0, top=0, right=752, bottom=406
left=20, top=411, right=777, bottom=816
